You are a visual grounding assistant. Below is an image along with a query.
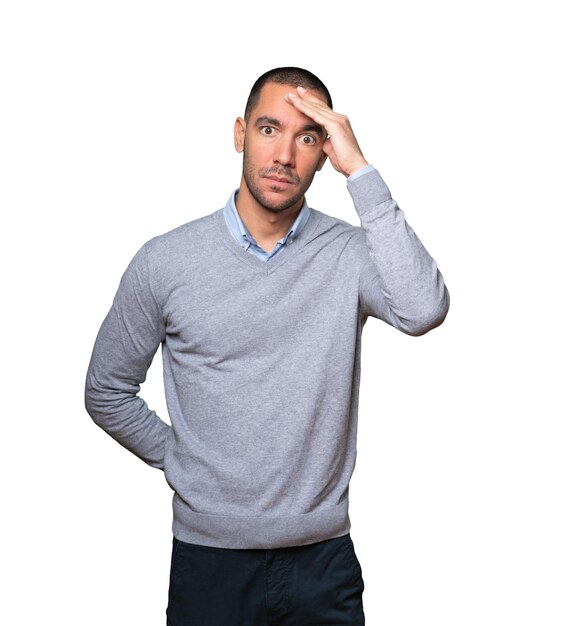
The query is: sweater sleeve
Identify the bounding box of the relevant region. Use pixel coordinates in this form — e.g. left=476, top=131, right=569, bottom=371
left=348, top=168, right=450, bottom=336
left=84, top=243, right=171, bottom=469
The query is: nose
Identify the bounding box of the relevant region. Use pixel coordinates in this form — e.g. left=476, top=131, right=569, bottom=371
left=273, top=135, right=295, bottom=167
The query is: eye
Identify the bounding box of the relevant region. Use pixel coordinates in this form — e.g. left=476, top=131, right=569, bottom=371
left=260, top=126, right=276, bottom=136
left=300, top=134, right=317, bottom=145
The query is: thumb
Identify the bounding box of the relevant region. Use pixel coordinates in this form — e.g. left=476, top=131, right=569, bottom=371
left=322, top=137, right=343, bottom=174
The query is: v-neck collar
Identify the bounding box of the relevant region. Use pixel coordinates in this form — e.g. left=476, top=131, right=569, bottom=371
left=223, top=190, right=312, bottom=259
left=213, top=204, right=322, bottom=274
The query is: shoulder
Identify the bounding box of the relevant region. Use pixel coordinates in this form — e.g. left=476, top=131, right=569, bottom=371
left=144, top=210, right=219, bottom=257
left=127, top=210, right=221, bottom=290
left=308, top=207, right=365, bottom=249
left=310, top=207, right=358, bottom=234
left=305, top=208, right=372, bottom=274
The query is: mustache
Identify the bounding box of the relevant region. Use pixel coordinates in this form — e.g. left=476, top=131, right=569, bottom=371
left=259, top=167, right=299, bottom=185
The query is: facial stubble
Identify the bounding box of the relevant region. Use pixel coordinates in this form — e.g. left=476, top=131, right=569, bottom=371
left=241, top=144, right=321, bottom=214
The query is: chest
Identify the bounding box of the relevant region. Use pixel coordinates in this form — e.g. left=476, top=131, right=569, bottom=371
left=162, top=259, right=360, bottom=359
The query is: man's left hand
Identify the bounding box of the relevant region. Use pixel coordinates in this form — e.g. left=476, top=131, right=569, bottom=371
left=286, top=86, right=369, bottom=177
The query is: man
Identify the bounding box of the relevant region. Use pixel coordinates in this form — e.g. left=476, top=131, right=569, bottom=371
left=85, top=67, right=449, bottom=625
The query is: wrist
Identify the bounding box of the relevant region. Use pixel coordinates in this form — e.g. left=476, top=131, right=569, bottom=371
left=344, top=158, right=370, bottom=178
left=346, top=163, right=373, bottom=182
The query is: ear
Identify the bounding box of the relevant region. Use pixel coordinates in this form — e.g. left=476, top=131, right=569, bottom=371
left=234, top=117, right=246, bottom=153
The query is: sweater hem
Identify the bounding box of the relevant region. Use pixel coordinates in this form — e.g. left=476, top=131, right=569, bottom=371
left=171, top=495, right=351, bottom=549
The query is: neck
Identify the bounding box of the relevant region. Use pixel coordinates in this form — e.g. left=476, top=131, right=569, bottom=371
left=235, top=179, right=303, bottom=249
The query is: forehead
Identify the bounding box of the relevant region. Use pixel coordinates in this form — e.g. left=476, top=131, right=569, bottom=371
left=249, top=82, right=327, bottom=125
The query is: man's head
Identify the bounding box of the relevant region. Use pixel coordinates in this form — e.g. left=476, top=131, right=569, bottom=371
left=234, top=67, right=332, bottom=215
left=244, top=67, right=333, bottom=123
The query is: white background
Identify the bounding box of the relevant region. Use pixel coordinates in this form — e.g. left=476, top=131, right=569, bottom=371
left=1, top=1, right=574, bottom=624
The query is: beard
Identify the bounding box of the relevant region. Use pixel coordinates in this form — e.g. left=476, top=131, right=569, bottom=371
left=241, top=152, right=318, bottom=214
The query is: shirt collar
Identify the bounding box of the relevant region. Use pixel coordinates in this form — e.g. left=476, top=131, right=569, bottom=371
left=223, top=190, right=311, bottom=251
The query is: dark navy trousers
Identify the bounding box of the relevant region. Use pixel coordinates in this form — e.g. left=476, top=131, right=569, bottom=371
left=166, top=533, right=365, bottom=625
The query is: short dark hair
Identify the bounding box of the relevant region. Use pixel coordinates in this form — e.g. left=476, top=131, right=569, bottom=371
left=244, top=67, right=333, bottom=120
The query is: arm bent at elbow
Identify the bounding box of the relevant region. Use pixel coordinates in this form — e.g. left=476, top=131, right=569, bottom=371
left=85, top=243, right=171, bottom=469
left=351, top=168, right=450, bottom=334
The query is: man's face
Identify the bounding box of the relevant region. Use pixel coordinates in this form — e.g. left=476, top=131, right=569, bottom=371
left=234, top=82, right=328, bottom=214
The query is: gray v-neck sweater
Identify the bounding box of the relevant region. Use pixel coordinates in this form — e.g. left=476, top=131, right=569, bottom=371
left=85, top=168, right=449, bottom=548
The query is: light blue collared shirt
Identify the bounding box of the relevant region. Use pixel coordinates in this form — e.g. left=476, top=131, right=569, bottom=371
left=223, top=165, right=374, bottom=262
left=223, top=191, right=311, bottom=262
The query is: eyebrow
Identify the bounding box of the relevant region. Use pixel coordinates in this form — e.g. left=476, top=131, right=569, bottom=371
left=254, top=116, right=325, bottom=137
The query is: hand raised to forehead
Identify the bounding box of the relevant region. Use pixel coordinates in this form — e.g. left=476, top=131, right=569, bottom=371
left=285, top=86, right=369, bottom=177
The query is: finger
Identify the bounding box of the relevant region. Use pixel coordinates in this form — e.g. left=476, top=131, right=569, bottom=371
left=294, top=88, right=347, bottom=123
left=322, top=136, right=335, bottom=160
left=295, top=86, right=328, bottom=106
left=288, top=89, right=337, bottom=117
left=285, top=91, right=341, bottom=124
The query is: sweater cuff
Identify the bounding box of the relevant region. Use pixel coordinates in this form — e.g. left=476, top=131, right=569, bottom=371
left=347, top=167, right=393, bottom=216
left=347, top=163, right=375, bottom=182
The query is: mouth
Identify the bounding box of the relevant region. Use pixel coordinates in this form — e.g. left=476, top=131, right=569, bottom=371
left=264, top=175, right=294, bottom=185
